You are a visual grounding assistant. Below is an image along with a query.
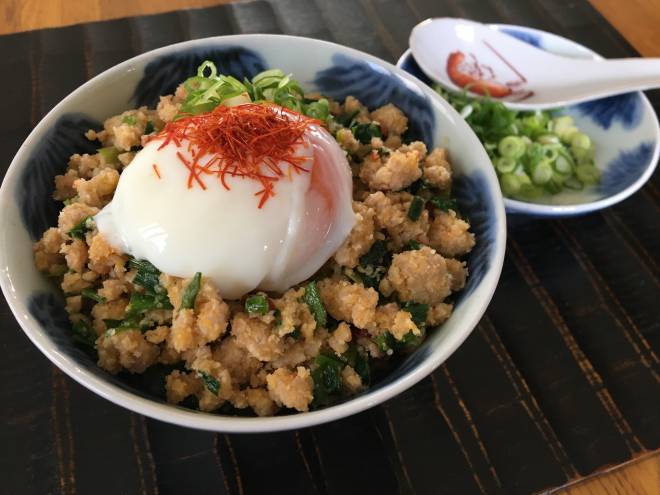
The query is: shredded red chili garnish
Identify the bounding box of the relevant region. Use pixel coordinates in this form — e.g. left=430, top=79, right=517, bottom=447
left=152, top=163, right=161, bottom=179
left=147, top=103, right=318, bottom=207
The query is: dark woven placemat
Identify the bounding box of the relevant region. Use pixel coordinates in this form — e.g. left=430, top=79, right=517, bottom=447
left=1, top=1, right=658, bottom=494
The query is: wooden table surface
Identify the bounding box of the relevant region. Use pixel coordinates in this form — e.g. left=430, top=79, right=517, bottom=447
left=0, top=1, right=658, bottom=495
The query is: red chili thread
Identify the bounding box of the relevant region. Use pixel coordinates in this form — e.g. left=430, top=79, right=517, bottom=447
left=152, top=163, right=161, bottom=179
left=147, top=103, right=318, bottom=207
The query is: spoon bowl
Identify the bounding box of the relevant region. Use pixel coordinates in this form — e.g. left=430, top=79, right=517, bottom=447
left=410, top=18, right=660, bottom=110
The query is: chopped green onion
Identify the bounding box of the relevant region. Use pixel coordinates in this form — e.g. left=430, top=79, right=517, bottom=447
left=121, top=115, right=137, bottom=126
left=495, top=156, right=517, bottom=174
left=373, top=332, right=395, bottom=353
left=564, top=176, right=584, bottom=190
left=335, top=110, right=358, bottom=127
left=197, top=371, right=220, bottom=395
left=537, top=134, right=560, bottom=145
left=542, top=145, right=559, bottom=162
left=72, top=319, right=96, bottom=348
left=98, top=146, right=120, bottom=164
left=351, top=122, right=382, bottom=144
left=399, top=330, right=424, bottom=348
left=311, top=354, right=344, bottom=405
left=304, top=98, right=330, bottom=121
left=180, top=272, right=202, bottom=310
left=103, top=317, right=140, bottom=335
left=103, top=319, right=123, bottom=330
left=433, top=86, right=599, bottom=199
left=302, top=281, right=327, bottom=327
left=245, top=293, right=269, bottom=316
left=459, top=104, right=473, bottom=119
left=403, top=239, right=421, bottom=251
left=544, top=173, right=564, bottom=194
left=401, top=301, right=429, bottom=328
left=340, top=344, right=370, bottom=385
left=127, top=292, right=173, bottom=318
left=407, top=196, right=426, bottom=221
left=357, top=240, right=390, bottom=289
left=570, top=132, right=591, bottom=150
left=144, top=121, right=155, bottom=134
left=554, top=153, right=573, bottom=174
left=430, top=197, right=458, bottom=212
left=575, top=164, right=601, bottom=185
left=343, top=267, right=363, bottom=284
left=498, top=136, right=526, bottom=159
left=81, top=288, right=106, bottom=304
left=531, top=161, right=553, bottom=185
left=67, top=216, right=93, bottom=240
left=129, top=258, right=166, bottom=295
left=499, top=174, right=521, bottom=196
left=516, top=183, right=544, bottom=200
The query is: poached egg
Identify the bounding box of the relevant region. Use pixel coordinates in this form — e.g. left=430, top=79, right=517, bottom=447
left=95, top=107, right=354, bottom=300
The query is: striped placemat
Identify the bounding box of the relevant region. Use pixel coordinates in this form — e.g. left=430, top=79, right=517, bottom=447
left=0, top=1, right=657, bottom=493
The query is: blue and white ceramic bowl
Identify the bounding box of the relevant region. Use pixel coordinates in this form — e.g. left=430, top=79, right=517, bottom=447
left=398, top=24, right=660, bottom=217
left=0, top=35, right=506, bottom=432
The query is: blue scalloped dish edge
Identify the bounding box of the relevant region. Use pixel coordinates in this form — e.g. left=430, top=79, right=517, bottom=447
left=22, top=45, right=499, bottom=408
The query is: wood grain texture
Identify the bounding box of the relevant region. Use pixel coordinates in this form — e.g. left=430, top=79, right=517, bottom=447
left=552, top=450, right=660, bottom=495
left=0, top=0, right=234, bottom=34
left=588, top=0, right=660, bottom=57
left=0, top=1, right=658, bottom=495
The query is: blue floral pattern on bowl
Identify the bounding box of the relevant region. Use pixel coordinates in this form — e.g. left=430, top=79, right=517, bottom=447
left=452, top=171, right=496, bottom=301
left=576, top=93, right=644, bottom=130
left=314, top=54, right=435, bottom=147
left=600, top=141, right=655, bottom=195
left=18, top=114, right=100, bottom=241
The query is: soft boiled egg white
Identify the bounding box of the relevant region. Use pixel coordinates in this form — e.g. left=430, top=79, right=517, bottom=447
left=95, top=122, right=355, bottom=300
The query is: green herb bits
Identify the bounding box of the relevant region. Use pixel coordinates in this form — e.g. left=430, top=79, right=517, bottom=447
left=435, top=86, right=599, bottom=200
left=245, top=293, right=269, bottom=316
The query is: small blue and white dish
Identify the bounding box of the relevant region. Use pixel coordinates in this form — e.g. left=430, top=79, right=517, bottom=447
left=0, top=35, right=506, bottom=432
left=398, top=24, right=660, bottom=217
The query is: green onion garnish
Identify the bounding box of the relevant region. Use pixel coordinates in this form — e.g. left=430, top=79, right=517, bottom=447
left=98, top=146, right=120, bottom=164
left=71, top=319, right=96, bottom=348
left=430, top=197, right=458, bottom=212
left=407, top=196, right=426, bottom=221
left=67, top=216, right=93, bottom=240
left=197, top=371, right=220, bottom=395
left=81, top=288, right=106, bottom=304
left=351, top=122, right=382, bottom=144
left=180, top=272, right=202, bottom=310
left=302, top=281, right=327, bottom=327
left=403, top=239, right=421, bottom=251
left=245, top=293, right=269, bottom=316
left=434, top=85, right=599, bottom=199
left=401, top=301, right=429, bottom=328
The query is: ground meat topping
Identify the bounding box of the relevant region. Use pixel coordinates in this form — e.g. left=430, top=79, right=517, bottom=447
left=266, top=366, right=314, bottom=412
left=333, top=201, right=376, bottom=268
left=380, top=246, right=452, bottom=305
left=33, top=91, right=473, bottom=417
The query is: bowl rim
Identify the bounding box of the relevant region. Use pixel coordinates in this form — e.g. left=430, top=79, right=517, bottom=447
left=397, top=21, right=660, bottom=217
left=0, top=33, right=506, bottom=432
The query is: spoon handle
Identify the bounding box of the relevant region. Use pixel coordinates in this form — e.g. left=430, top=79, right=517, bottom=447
left=569, top=58, right=660, bottom=93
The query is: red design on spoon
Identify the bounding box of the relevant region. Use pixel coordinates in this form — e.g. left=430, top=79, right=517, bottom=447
left=446, top=50, right=512, bottom=97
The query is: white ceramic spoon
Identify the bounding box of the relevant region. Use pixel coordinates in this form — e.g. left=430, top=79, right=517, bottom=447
left=410, top=18, right=660, bottom=110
